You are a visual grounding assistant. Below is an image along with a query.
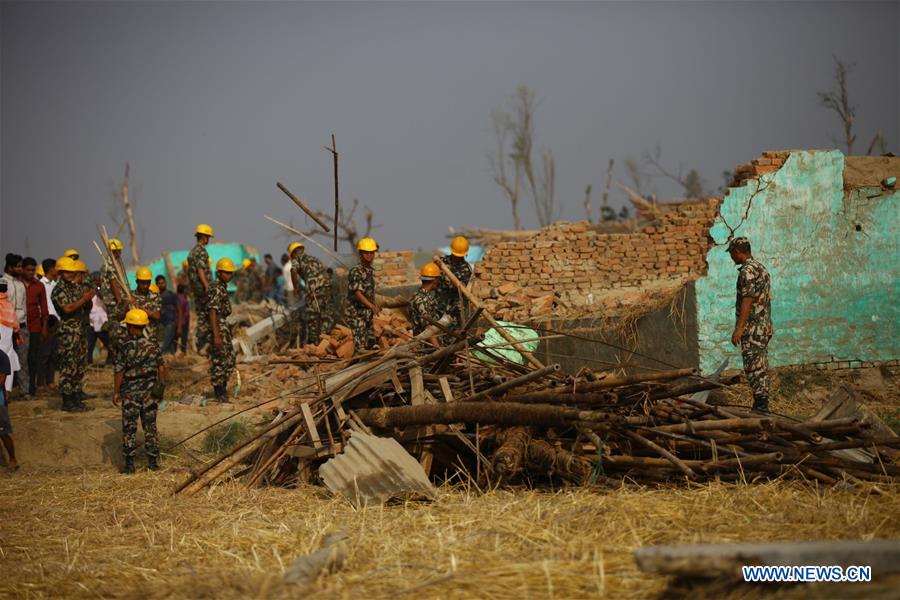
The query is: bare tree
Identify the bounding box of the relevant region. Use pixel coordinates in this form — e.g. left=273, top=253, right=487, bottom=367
left=818, top=56, right=887, bottom=156
left=487, top=86, right=559, bottom=229
left=299, top=197, right=380, bottom=252
left=623, top=157, right=649, bottom=198
left=107, top=162, right=141, bottom=266
left=642, top=144, right=708, bottom=199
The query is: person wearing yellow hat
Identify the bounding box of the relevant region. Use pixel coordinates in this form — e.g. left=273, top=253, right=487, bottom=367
left=346, top=237, right=381, bottom=352
left=246, top=257, right=264, bottom=303
left=436, top=235, right=473, bottom=333
left=63, top=249, right=80, bottom=261
left=113, top=308, right=164, bottom=474
left=187, top=224, right=214, bottom=352
left=130, top=268, right=161, bottom=347
left=208, top=257, right=236, bottom=402
left=289, top=242, right=335, bottom=345
left=233, top=258, right=252, bottom=304
left=50, top=256, right=95, bottom=412
left=408, top=263, right=444, bottom=346
left=99, top=239, right=127, bottom=363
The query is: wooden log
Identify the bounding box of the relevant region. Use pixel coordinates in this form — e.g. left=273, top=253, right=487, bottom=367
left=651, top=417, right=772, bottom=435
left=525, top=439, right=594, bottom=485
left=623, top=430, right=696, bottom=478
left=277, top=181, right=330, bottom=232
left=491, top=427, right=531, bottom=481
left=461, top=365, right=560, bottom=403
left=700, top=452, right=783, bottom=471
left=506, top=368, right=696, bottom=402
left=433, top=256, right=545, bottom=370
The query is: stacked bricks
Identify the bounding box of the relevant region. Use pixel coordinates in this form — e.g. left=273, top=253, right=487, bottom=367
left=731, top=150, right=790, bottom=188
left=372, top=251, right=417, bottom=288
left=472, top=199, right=720, bottom=306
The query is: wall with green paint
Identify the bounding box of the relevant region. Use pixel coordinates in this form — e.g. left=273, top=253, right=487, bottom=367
left=695, top=150, right=899, bottom=373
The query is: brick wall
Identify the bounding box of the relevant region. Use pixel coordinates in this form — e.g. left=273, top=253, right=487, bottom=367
left=373, top=251, right=417, bottom=287
left=471, top=200, right=720, bottom=318
left=730, top=150, right=790, bottom=187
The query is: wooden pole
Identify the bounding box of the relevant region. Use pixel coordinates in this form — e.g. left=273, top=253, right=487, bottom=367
left=600, top=158, right=614, bottom=217
left=121, top=162, right=141, bottom=266
left=432, top=256, right=545, bottom=370
left=324, top=134, right=339, bottom=252
left=264, top=215, right=349, bottom=269
left=276, top=181, right=331, bottom=233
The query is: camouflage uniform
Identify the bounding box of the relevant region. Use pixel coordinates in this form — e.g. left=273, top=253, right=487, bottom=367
left=292, top=254, right=334, bottom=344
left=233, top=269, right=250, bottom=304
left=346, top=263, right=376, bottom=351
left=207, top=279, right=235, bottom=391
left=52, top=279, right=88, bottom=396
left=436, top=255, right=472, bottom=331
left=409, top=287, right=441, bottom=336
left=249, top=265, right=265, bottom=302
left=187, top=244, right=212, bottom=351
left=736, top=257, right=773, bottom=411
left=116, top=332, right=161, bottom=459
left=100, top=256, right=125, bottom=361
left=132, top=289, right=161, bottom=347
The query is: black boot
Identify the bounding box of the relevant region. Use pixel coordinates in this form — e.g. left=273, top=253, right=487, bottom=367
left=74, top=393, right=94, bottom=412
left=122, top=456, right=135, bottom=474
left=751, top=398, right=769, bottom=413
left=214, top=385, right=230, bottom=403
left=147, top=455, right=160, bottom=471
left=60, top=393, right=75, bottom=412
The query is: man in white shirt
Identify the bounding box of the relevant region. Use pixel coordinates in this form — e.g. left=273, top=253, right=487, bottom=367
left=38, top=259, right=60, bottom=390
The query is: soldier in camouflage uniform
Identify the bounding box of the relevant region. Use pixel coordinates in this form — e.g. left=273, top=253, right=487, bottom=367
left=729, top=237, right=773, bottom=413
left=248, top=258, right=265, bottom=303
left=113, top=308, right=164, bottom=473
left=187, top=224, right=214, bottom=352
left=346, top=238, right=380, bottom=353
left=51, top=257, right=95, bottom=412
left=289, top=242, right=334, bottom=345
left=131, top=268, right=161, bottom=347
left=233, top=261, right=249, bottom=304
left=208, top=257, right=237, bottom=403
left=436, top=236, right=473, bottom=332
left=99, top=240, right=127, bottom=363
left=409, top=263, right=443, bottom=345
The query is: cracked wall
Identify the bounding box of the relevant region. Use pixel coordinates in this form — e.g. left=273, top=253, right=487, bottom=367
left=695, top=150, right=900, bottom=373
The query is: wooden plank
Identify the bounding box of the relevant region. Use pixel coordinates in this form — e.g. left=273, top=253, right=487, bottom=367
left=409, top=366, right=425, bottom=406
left=439, top=377, right=454, bottom=403
left=390, top=369, right=405, bottom=395
left=301, top=403, right=321, bottom=448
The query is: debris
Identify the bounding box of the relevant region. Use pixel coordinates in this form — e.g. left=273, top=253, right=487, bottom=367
left=634, top=539, right=900, bottom=579
left=284, top=529, right=349, bottom=585
left=319, top=432, right=436, bottom=508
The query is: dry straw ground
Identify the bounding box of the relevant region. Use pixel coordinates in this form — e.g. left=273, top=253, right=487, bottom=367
left=2, top=465, right=899, bottom=599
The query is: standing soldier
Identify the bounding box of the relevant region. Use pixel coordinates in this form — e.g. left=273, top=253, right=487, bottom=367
left=729, top=237, right=773, bottom=413
left=249, top=258, right=265, bottom=303
left=346, top=238, right=380, bottom=352
left=436, top=236, right=472, bottom=332
left=112, top=308, right=164, bottom=473
left=289, top=242, right=334, bottom=345
left=187, top=224, right=214, bottom=352
left=409, top=263, right=443, bottom=346
left=233, top=259, right=250, bottom=304
left=132, top=268, right=161, bottom=347
left=99, top=239, right=126, bottom=362
left=208, top=257, right=237, bottom=403
left=51, top=257, right=94, bottom=412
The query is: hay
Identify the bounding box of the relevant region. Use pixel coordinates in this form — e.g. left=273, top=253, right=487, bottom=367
left=2, top=465, right=898, bottom=598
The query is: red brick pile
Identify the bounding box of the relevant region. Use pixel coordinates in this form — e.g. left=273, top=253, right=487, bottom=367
left=471, top=199, right=720, bottom=321
left=730, top=150, right=790, bottom=187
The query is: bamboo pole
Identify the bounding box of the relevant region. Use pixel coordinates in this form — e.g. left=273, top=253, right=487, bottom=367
left=265, top=214, right=349, bottom=268
left=623, top=429, right=696, bottom=478
left=276, top=181, right=331, bottom=233
left=324, top=134, right=339, bottom=252
left=460, top=364, right=560, bottom=403
left=433, top=256, right=545, bottom=370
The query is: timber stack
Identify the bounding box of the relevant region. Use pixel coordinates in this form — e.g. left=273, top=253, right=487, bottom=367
left=175, top=319, right=899, bottom=496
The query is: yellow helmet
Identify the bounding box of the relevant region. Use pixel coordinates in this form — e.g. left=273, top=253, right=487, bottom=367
left=195, top=223, right=214, bottom=237
left=136, top=267, right=153, bottom=281
left=149, top=283, right=160, bottom=294
left=55, top=256, right=76, bottom=272
left=123, top=308, right=149, bottom=327
left=216, top=257, right=237, bottom=272
left=181, top=259, right=189, bottom=268
left=357, top=237, right=378, bottom=252
left=73, top=260, right=88, bottom=273
left=450, top=236, right=470, bottom=258
left=108, top=238, right=124, bottom=251
left=242, top=258, right=252, bottom=269
left=421, top=262, right=441, bottom=279
left=288, top=242, right=304, bottom=255
left=63, top=249, right=79, bottom=259
left=37, top=264, right=45, bottom=277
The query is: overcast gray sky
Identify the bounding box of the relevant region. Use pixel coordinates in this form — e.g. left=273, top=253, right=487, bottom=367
left=2, top=1, right=898, bottom=268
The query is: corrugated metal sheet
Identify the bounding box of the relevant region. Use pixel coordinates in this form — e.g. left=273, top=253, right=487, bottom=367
left=319, top=432, right=436, bottom=508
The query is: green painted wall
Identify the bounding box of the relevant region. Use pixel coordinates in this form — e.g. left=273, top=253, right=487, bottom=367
left=696, top=150, right=899, bottom=373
